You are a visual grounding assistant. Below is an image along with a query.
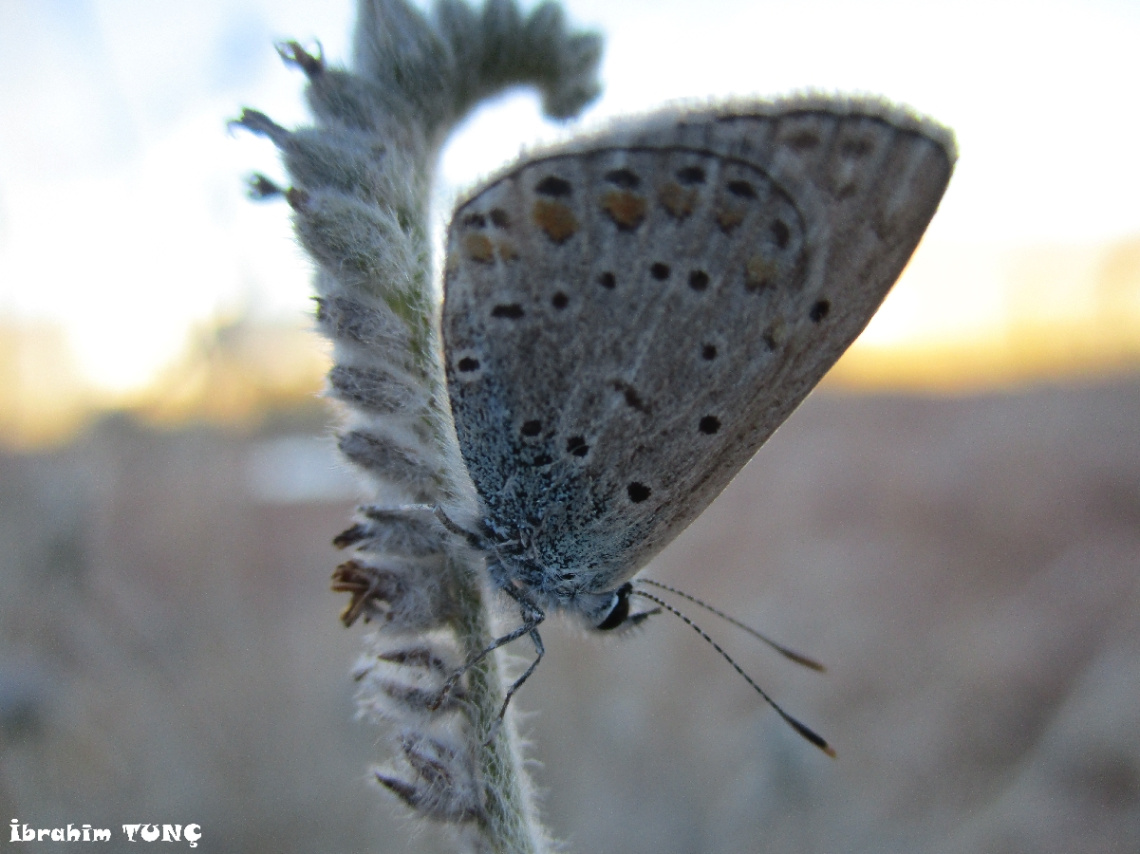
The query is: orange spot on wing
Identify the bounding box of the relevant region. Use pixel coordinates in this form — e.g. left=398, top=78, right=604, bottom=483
left=659, top=182, right=698, bottom=219
left=532, top=199, right=579, bottom=244
left=763, top=319, right=787, bottom=350
left=745, top=254, right=778, bottom=292
left=463, top=233, right=495, bottom=264
left=601, top=190, right=647, bottom=230
left=716, top=206, right=746, bottom=234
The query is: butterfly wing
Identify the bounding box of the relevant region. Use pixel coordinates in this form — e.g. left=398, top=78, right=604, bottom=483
left=442, top=97, right=954, bottom=594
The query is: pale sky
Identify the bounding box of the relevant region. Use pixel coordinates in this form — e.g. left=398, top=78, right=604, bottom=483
left=1, top=0, right=1138, bottom=393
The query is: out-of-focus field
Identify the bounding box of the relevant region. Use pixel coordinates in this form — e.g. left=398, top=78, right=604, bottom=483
left=2, top=376, right=1138, bottom=853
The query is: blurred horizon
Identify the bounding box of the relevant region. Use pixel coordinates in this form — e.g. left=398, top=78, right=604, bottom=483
left=3, top=245, right=1140, bottom=449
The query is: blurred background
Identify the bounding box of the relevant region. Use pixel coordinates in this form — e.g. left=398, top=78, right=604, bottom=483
left=1, top=0, right=1138, bottom=852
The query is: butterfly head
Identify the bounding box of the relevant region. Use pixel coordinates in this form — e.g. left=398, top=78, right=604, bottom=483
left=485, top=549, right=654, bottom=632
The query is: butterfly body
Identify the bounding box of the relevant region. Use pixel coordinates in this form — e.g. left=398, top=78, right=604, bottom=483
left=442, top=96, right=955, bottom=627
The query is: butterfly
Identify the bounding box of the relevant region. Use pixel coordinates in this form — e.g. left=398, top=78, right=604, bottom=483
left=435, top=95, right=954, bottom=746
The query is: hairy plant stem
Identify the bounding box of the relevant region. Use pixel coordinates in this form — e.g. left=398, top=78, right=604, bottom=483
left=237, top=1, right=602, bottom=850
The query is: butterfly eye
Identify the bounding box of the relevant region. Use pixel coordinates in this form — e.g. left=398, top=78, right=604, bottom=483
left=594, top=583, right=634, bottom=631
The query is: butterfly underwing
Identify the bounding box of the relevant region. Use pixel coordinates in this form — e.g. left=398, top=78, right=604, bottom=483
left=442, top=95, right=955, bottom=630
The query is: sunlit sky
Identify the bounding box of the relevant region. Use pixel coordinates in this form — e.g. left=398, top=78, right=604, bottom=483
left=1, top=0, right=1139, bottom=397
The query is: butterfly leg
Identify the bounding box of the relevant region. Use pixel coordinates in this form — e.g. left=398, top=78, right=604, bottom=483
left=477, top=584, right=546, bottom=743
left=494, top=583, right=546, bottom=712
left=433, top=505, right=487, bottom=550
left=430, top=583, right=546, bottom=717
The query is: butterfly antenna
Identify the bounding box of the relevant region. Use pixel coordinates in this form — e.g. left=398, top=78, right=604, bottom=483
left=639, top=578, right=825, bottom=672
left=633, top=589, right=836, bottom=758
